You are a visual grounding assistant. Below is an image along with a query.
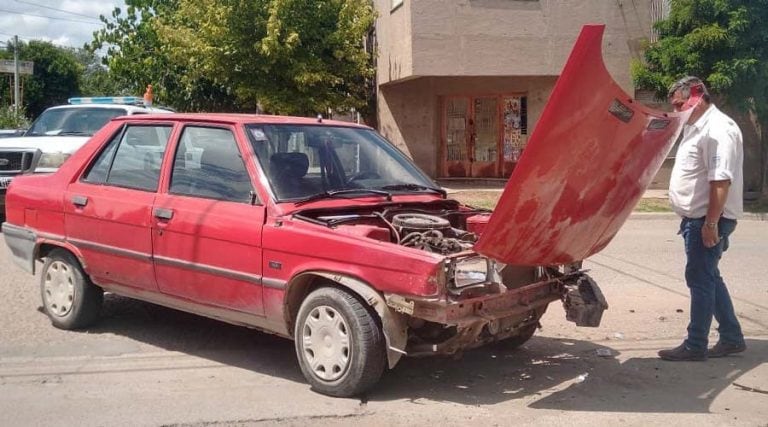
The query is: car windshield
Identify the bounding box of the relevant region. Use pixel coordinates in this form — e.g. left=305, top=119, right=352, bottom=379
left=26, top=107, right=129, bottom=136
left=246, top=124, right=439, bottom=201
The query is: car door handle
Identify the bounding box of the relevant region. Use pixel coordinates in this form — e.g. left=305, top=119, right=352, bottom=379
left=71, top=195, right=88, bottom=207
left=153, top=208, right=174, bottom=220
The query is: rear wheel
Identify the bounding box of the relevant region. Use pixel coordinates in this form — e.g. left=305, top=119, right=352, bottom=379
left=294, top=287, right=386, bottom=397
left=40, top=249, right=103, bottom=330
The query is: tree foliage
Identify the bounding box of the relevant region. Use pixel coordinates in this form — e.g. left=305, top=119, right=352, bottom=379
left=90, top=0, right=202, bottom=110
left=75, top=49, right=126, bottom=97
left=632, top=0, right=768, bottom=195
left=91, top=0, right=376, bottom=116
left=0, top=105, right=30, bottom=129
left=0, top=40, right=83, bottom=118
left=633, top=0, right=768, bottom=114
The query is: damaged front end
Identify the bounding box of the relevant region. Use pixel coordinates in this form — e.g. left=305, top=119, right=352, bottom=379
left=385, top=256, right=608, bottom=357
left=298, top=202, right=608, bottom=358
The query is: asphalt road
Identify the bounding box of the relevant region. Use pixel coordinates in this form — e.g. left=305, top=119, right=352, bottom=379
left=1, top=216, right=766, bottom=426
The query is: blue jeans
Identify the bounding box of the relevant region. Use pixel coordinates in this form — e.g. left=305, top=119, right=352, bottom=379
left=680, top=217, right=744, bottom=352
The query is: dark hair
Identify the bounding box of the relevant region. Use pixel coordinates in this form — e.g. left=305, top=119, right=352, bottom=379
left=667, top=76, right=711, bottom=103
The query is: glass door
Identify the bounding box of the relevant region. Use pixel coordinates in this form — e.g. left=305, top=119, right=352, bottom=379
left=442, top=94, right=527, bottom=178
left=442, top=97, right=470, bottom=177
left=470, top=97, right=499, bottom=177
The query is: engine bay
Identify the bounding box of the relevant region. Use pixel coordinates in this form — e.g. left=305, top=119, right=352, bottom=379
left=295, top=201, right=492, bottom=255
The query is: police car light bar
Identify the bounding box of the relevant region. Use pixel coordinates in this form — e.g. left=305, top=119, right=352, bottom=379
left=68, top=96, right=145, bottom=105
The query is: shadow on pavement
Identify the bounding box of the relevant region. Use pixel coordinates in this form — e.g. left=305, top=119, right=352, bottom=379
left=373, top=337, right=767, bottom=412
left=528, top=338, right=767, bottom=413
left=71, top=294, right=766, bottom=412
left=82, top=294, right=306, bottom=384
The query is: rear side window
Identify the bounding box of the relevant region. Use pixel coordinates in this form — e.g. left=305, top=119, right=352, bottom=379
left=169, top=126, right=253, bottom=203
left=83, top=124, right=172, bottom=192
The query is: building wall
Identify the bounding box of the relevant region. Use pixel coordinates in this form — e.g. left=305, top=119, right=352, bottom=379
left=377, top=0, right=653, bottom=90
left=379, top=76, right=556, bottom=177
left=375, top=0, right=655, bottom=178
left=375, top=0, right=414, bottom=85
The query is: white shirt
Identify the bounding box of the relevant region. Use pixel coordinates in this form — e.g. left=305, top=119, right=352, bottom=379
left=669, top=105, right=743, bottom=219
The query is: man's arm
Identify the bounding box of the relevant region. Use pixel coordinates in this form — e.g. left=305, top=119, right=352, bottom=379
left=702, top=179, right=730, bottom=248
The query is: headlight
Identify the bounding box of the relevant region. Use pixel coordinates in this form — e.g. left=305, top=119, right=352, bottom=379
left=453, top=256, right=491, bottom=288
left=36, top=152, right=72, bottom=171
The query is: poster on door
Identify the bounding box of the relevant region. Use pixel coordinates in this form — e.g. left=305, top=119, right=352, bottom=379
left=503, top=96, right=527, bottom=162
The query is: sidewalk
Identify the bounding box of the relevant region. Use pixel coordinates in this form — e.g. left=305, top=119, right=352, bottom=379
left=437, top=179, right=670, bottom=200
left=437, top=180, right=765, bottom=220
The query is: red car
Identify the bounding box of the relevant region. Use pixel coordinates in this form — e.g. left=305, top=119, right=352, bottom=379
left=1, top=26, right=690, bottom=397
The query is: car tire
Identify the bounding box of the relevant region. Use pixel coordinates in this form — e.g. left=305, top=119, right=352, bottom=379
left=497, top=323, right=538, bottom=350
left=294, top=286, right=386, bottom=397
left=40, top=249, right=103, bottom=330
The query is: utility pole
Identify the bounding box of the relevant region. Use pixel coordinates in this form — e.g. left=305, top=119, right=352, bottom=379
left=14, top=35, right=20, bottom=114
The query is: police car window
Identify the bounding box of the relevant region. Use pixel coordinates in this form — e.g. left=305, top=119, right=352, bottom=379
left=26, top=107, right=128, bottom=136
left=83, top=125, right=172, bottom=191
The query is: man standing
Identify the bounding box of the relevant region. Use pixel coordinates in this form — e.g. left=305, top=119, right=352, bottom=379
left=658, top=76, right=746, bottom=361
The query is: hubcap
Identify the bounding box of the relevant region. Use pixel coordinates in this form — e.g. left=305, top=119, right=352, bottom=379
left=301, top=305, right=351, bottom=381
left=43, top=261, right=75, bottom=317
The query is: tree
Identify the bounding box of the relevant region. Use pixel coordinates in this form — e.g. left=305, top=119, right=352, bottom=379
left=75, top=49, right=126, bottom=97
left=0, top=105, right=30, bottom=129
left=93, top=0, right=376, bottom=116
left=0, top=40, right=82, bottom=118
left=632, top=0, right=768, bottom=198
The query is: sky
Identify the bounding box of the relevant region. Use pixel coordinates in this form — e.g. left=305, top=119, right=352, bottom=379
left=0, top=0, right=125, bottom=50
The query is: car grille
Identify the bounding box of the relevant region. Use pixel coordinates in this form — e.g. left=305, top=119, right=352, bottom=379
left=0, top=151, right=35, bottom=173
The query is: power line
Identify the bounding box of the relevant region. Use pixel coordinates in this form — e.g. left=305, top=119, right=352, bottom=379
left=13, top=0, right=103, bottom=21
left=0, top=31, right=85, bottom=49
left=0, top=8, right=104, bottom=25
left=0, top=31, right=33, bottom=39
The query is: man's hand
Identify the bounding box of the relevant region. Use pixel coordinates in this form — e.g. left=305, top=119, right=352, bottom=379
left=702, top=223, right=720, bottom=248
left=703, top=179, right=730, bottom=248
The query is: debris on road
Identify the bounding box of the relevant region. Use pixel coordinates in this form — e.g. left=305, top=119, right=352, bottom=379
left=596, top=348, right=612, bottom=357
left=733, top=383, right=768, bottom=395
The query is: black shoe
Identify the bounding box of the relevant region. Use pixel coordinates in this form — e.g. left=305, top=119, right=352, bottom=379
left=708, top=341, right=746, bottom=358
left=658, top=343, right=707, bottom=361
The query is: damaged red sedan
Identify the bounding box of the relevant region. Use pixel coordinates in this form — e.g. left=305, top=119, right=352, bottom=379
left=2, top=26, right=691, bottom=397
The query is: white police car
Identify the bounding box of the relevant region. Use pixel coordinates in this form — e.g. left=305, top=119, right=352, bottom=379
left=0, top=96, right=173, bottom=209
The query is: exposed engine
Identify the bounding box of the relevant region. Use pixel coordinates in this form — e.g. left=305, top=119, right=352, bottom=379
left=300, top=203, right=489, bottom=255
left=391, top=213, right=476, bottom=254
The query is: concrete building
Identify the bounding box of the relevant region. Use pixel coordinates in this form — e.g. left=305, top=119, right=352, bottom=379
left=373, top=0, right=661, bottom=180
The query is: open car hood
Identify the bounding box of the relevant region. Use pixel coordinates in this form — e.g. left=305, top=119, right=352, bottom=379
left=474, top=25, right=695, bottom=266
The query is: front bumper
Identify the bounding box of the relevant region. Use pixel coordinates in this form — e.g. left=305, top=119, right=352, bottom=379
left=385, top=271, right=608, bottom=356
left=0, top=177, right=11, bottom=206
left=403, top=276, right=564, bottom=326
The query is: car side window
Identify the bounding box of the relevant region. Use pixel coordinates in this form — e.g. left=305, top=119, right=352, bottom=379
left=169, top=126, right=254, bottom=203
left=83, top=125, right=172, bottom=191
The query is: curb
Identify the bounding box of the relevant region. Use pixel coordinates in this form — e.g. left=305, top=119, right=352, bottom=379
left=629, top=212, right=767, bottom=221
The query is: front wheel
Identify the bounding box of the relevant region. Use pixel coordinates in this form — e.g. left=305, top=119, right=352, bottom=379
left=40, top=249, right=103, bottom=330
left=494, top=323, right=538, bottom=351
left=294, top=287, right=386, bottom=397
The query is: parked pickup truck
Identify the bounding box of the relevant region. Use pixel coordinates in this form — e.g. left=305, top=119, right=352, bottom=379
left=0, top=97, right=172, bottom=213
left=1, top=26, right=691, bottom=397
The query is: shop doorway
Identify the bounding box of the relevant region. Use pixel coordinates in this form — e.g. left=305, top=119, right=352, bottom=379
left=442, top=95, right=527, bottom=178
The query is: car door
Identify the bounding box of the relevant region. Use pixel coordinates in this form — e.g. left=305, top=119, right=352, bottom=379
left=64, top=123, right=173, bottom=290
left=152, top=124, right=266, bottom=315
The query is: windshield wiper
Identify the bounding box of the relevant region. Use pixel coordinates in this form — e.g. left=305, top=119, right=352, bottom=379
left=379, top=183, right=447, bottom=198
left=294, top=189, right=393, bottom=206
left=56, top=131, right=92, bottom=136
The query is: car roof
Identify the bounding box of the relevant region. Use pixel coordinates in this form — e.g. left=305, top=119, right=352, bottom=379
left=43, top=103, right=174, bottom=114
left=111, top=113, right=372, bottom=128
